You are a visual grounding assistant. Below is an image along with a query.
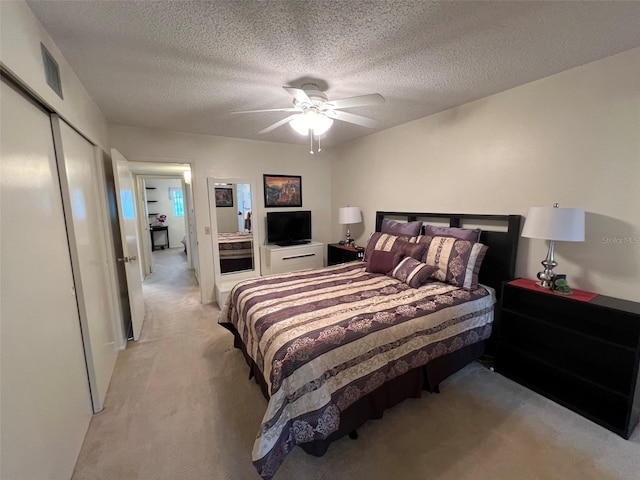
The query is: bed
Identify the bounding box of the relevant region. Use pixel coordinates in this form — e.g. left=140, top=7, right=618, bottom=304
left=218, top=232, right=254, bottom=273
left=219, top=211, right=521, bottom=479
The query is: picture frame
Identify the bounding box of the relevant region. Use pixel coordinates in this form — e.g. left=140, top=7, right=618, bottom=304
left=263, top=174, right=302, bottom=208
left=214, top=187, right=233, bottom=207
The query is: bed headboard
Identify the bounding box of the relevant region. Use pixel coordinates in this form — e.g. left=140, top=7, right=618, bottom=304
left=375, top=211, right=521, bottom=297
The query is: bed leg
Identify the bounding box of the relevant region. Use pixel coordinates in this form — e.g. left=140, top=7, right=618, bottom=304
left=432, top=385, right=440, bottom=394
left=348, top=430, right=359, bottom=440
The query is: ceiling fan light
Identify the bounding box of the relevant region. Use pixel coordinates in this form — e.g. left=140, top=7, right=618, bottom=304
left=311, top=115, right=333, bottom=135
left=289, top=111, right=334, bottom=136
left=289, top=114, right=309, bottom=136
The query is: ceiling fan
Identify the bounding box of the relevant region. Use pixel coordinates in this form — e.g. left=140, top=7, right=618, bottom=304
left=231, top=83, right=385, bottom=154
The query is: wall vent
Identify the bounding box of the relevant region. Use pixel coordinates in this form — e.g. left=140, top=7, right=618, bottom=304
left=41, top=43, right=63, bottom=99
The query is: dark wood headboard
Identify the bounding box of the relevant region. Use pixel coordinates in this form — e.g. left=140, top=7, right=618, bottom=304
left=375, top=211, right=522, bottom=297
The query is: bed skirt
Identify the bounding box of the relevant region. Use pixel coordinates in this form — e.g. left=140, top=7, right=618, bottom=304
left=221, top=323, right=485, bottom=456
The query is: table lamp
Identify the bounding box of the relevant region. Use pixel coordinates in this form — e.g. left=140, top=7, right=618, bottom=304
left=522, top=203, right=585, bottom=288
left=339, top=206, right=362, bottom=245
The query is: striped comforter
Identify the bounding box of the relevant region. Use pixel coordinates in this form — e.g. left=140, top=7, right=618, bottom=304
left=220, top=261, right=494, bottom=479
left=218, top=232, right=253, bottom=260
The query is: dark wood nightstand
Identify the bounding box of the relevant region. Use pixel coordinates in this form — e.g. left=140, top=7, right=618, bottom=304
left=495, top=279, right=640, bottom=439
left=327, top=243, right=364, bottom=266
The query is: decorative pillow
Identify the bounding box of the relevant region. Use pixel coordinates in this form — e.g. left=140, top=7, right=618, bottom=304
left=399, top=240, right=428, bottom=261
left=364, top=232, right=411, bottom=263
left=424, top=225, right=481, bottom=243
left=381, top=218, right=423, bottom=237
left=422, top=236, right=488, bottom=290
left=390, top=257, right=438, bottom=288
left=366, top=250, right=404, bottom=274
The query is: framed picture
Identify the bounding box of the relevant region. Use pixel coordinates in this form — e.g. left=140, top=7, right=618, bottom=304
left=263, top=174, right=302, bottom=208
left=215, top=187, right=233, bottom=207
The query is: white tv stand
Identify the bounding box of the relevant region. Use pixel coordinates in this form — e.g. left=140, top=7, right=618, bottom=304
left=260, top=241, right=323, bottom=276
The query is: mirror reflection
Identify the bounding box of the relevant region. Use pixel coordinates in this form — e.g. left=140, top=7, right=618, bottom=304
left=215, top=182, right=254, bottom=274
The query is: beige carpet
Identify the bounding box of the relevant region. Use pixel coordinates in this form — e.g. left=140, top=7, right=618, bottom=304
left=72, top=248, right=640, bottom=480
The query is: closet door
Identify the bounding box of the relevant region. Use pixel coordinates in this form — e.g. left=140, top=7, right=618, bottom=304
left=52, top=116, right=119, bottom=412
left=0, top=78, right=92, bottom=479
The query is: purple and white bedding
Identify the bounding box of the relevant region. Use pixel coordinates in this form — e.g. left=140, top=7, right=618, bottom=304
left=218, top=232, right=253, bottom=260
left=220, top=261, right=495, bottom=479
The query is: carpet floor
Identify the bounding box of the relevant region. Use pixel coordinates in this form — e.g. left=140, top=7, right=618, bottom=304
left=72, top=248, right=640, bottom=480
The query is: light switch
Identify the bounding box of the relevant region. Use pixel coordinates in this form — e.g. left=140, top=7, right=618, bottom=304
left=204, top=226, right=211, bottom=235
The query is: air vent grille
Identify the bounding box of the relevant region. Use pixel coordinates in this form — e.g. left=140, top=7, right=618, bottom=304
left=41, top=43, right=63, bottom=99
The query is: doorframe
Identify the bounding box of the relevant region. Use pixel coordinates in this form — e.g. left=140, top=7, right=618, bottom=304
left=133, top=173, right=192, bottom=277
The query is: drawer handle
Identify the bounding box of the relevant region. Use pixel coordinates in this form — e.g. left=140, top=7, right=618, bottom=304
left=283, top=253, right=316, bottom=261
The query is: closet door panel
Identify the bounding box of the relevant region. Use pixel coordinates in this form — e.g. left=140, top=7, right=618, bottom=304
left=53, top=117, right=119, bottom=412
left=0, top=78, right=92, bottom=480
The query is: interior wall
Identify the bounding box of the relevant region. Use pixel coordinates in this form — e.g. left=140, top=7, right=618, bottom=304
left=145, top=177, right=187, bottom=247
left=332, top=47, right=640, bottom=302
left=109, top=126, right=334, bottom=304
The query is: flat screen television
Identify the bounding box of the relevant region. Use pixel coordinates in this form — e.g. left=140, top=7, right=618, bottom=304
left=266, top=210, right=312, bottom=246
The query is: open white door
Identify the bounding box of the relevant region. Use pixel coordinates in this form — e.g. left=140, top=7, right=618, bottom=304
left=111, top=148, right=146, bottom=341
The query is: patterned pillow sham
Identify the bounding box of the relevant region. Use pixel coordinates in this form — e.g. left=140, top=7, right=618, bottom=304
left=381, top=218, right=423, bottom=237
left=363, top=232, right=410, bottom=263
left=422, top=236, right=488, bottom=290
left=424, top=225, right=481, bottom=243
left=390, top=257, right=438, bottom=288
left=366, top=249, right=404, bottom=274
left=364, top=232, right=428, bottom=266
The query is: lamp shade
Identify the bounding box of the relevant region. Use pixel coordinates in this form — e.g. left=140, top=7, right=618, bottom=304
left=522, top=206, right=585, bottom=241
left=339, top=206, right=362, bottom=225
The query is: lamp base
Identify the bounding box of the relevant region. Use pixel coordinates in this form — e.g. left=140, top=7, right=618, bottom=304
left=536, top=240, right=557, bottom=288
left=536, top=270, right=555, bottom=289
left=344, top=226, right=352, bottom=245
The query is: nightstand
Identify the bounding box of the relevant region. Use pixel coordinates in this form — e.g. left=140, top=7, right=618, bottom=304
left=495, top=279, right=640, bottom=439
left=327, top=243, right=364, bottom=266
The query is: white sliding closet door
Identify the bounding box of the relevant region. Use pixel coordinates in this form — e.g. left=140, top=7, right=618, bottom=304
left=0, top=78, right=92, bottom=480
left=52, top=116, right=119, bottom=412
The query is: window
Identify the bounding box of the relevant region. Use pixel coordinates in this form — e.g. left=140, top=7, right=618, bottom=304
left=170, top=188, right=184, bottom=217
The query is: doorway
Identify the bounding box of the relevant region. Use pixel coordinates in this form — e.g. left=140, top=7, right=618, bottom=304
left=126, top=162, right=198, bottom=339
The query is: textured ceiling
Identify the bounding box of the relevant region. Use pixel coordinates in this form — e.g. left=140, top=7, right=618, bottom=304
left=27, top=1, right=640, bottom=149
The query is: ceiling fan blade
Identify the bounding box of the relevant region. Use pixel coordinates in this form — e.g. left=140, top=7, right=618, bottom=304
left=325, top=93, right=385, bottom=109
left=231, top=108, right=299, bottom=114
left=258, top=114, right=298, bottom=134
left=283, top=86, right=312, bottom=105
left=324, top=110, right=379, bottom=128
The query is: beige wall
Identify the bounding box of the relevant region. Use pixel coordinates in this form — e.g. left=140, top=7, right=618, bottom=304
left=109, top=125, right=334, bottom=304
left=332, top=47, right=640, bottom=302
left=0, top=1, right=109, bottom=148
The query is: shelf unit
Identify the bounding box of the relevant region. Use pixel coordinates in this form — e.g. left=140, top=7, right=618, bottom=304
left=145, top=187, right=159, bottom=217
left=496, top=280, right=640, bottom=439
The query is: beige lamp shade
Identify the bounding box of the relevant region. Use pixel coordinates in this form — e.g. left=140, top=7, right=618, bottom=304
left=522, top=206, right=585, bottom=241
left=339, top=206, right=362, bottom=225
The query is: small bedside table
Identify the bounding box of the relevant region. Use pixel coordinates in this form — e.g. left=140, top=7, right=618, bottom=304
left=327, top=243, right=364, bottom=266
